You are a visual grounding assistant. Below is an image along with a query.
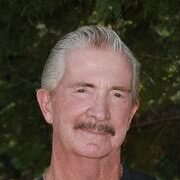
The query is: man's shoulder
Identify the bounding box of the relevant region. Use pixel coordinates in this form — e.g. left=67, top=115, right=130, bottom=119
left=121, top=167, right=156, bottom=180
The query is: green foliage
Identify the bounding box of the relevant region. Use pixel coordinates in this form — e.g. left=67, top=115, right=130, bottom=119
left=0, top=0, right=179, bottom=179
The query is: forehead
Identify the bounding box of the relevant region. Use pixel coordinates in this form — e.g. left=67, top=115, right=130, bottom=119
left=59, top=48, right=133, bottom=88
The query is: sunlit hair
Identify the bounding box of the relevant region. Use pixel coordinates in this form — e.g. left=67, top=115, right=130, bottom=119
left=41, top=25, right=140, bottom=102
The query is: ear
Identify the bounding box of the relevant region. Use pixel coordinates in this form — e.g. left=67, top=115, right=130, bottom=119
left=36, top=88, right=53, bottom=124
left=127, top=100, right=140, bottom=129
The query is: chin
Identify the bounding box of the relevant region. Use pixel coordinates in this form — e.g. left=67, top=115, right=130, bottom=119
left=71, top=130, right=120, bottom=159
left=74, top=143, right=112, bottom=159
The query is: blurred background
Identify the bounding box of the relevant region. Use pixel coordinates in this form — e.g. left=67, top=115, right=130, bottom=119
left=0, top=0, right=179, bottom=179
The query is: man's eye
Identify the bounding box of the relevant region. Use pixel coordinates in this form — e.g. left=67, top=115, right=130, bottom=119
left=77, top=88, right=86, bottom=93
left=114, top=92, right=122, bottom=98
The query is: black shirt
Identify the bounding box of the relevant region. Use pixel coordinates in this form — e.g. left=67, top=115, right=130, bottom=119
left=121, top=168, right=156, bottom=180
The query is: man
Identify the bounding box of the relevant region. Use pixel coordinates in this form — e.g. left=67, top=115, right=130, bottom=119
left=36, top=26, right=156, bottom=180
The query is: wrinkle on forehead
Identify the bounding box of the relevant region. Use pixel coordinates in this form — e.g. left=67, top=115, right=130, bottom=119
left=57, top=48, right=133, bottom=91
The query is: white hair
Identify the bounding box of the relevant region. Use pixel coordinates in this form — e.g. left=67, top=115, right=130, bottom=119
left=41, top=25, right=140, bottom=102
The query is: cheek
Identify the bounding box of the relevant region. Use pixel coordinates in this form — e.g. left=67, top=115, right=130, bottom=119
left=111, top=103, right=132, bottom=128
left=110, top=105, right=133, bottom=147
left=53, top=95, right=90, bottom=122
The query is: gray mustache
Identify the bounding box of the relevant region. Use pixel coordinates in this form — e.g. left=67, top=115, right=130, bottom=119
left=74, top=122, right=115, bottom=136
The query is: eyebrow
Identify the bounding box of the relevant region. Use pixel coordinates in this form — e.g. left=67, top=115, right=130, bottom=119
left=110, top=86, right=131, bottom=93
left=70, top=81, right=95, bottom=88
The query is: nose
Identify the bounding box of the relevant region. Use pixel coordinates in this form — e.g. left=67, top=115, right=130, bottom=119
left=86, top=95, right=111, bottom=122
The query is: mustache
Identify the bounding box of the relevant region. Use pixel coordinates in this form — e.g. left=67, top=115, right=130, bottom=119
left=74, top=122, right=115, bottom=136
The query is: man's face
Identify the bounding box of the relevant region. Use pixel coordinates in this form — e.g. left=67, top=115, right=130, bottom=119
left=38, top=48, right=139, bottom=159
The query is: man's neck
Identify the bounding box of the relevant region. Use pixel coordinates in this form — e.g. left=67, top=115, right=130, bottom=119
left=44, top=147, right=122, bottom=180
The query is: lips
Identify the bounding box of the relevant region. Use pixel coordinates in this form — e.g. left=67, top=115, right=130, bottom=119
left=82, top=128, right=108, bottom=135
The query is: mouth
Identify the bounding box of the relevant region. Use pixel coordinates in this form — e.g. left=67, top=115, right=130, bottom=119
left=81, top=128, right=108, bottom=136
left=74, top=122, right=115, bottom=136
